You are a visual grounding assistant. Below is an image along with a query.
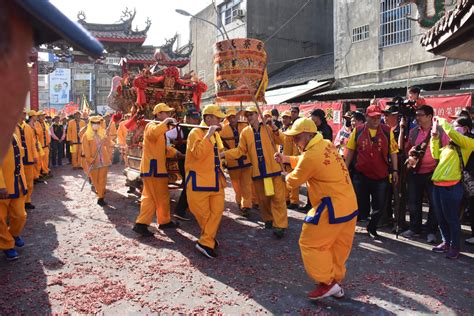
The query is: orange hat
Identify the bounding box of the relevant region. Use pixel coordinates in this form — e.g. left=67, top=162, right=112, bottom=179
left=284, top=118, right=317, bottom=136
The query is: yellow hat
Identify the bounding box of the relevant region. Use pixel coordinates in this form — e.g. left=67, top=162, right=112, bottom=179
left=28, top=110, right=38, bottom=117
left=284, top=118, right=317, bottom=136
left=281, top=110, right=291, bottom=118
left=244, top=106, right=258, bottom=113
left=153, top=103, right=175, bottom=115
left=37, top=110, right=45, bottom=116
left=225, top=107, right=239, bottom=117
left=104, top=111, right=113, bottom=117
left=89, top=116, right=103, bottom=123
left=202, top=104, right=226, bottom=118
left=263, top=110, right=272, bottom=117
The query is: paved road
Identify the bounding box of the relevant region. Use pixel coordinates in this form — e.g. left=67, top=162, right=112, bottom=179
left=1, top=164, right=473, bottom=314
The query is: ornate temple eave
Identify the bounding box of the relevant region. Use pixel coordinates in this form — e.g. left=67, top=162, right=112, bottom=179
left=95, top=37, right=147, bottom=43
left=420, top=0, right=474, bottom=61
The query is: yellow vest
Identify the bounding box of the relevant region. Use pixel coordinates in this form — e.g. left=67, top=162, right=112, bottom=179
left=288, top=134, right=358, bottom=223
left=117, top=121, right=128, bottom=146
left=34, top=121, right=51, bottom=147
left=15, top=123, right=38, bottom=165
left=185, top=128, right=226, bottom=191
left=67, top=119, right=86, bottom=144
left=219, top=122, right=251, bottom=170
left=0, top=134, right=27, bottom=198
left=140, top=122, right=177, bottom=177
left=224, top=124, right=283, bottom=179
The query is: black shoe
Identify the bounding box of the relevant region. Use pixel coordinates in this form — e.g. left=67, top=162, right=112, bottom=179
left=273, top=228, right=285, bottom=239
left=366, top=226, right=380, bottom=240
left=25, top=203, right=35, bottom=210
left=173, top=213, right=191, bottom=221
left=287, top=203, right=299, bottom=210
left=132, top=223, right=154, bottom=237
left=241, top=207, right=251, bottom=218
left=34, top=179, right=45, bottom=184
left=127, top=187, right=135, bottom=194
left=159, top=221, right=180, bottom=229
left=97, top=198, right=107, bottom=206
left=195, top=242, right=217, bottom=259
left=214, top=239, right=220, bottom=248
left=264, top=221, right=273, bottom=229
left=298, top=204, right=311, bottom=212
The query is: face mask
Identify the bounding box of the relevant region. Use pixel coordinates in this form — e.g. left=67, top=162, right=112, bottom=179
left=92, top=124, right=100, bottom=131
left=455, top=126, right=465, bottom=134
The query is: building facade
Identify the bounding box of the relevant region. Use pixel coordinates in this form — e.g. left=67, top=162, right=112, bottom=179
left=185, top=0, right=334, bottom=103
left=319, top=0, right=474, bottom=101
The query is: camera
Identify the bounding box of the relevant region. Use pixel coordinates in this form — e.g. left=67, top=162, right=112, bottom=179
left=387, top=96, right=417, bottom=117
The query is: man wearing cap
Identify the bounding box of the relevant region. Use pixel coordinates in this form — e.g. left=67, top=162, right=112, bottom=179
left=185, top=104, right=226, bottom=258
left=0, top=0, right=103, bottom=161
left=222, top=106, right=287, bottom=238
left=50, top=115, right=66, bottom=167
left=345, top=103, right=399, bottom=238
left=34, top=111, right=51, bottom=177
left=15, top=110, right=38, bottom=210
left=99, top=112, right=118, bottom=164
left=280, top=110, right=300, bottom=210
left=167, top=107, right=201, bottom=221
left=0, top=132, right=28, bottom=261
left=219, top=108, right=253, bottom=216
left=275, top=118, right=358, bottom=300
left=27, top=111, right=43, bottom=182
left=82, top=116, right=112, bottom=206
left=67, top=112, right=86, bottom=169
left=133, top=103, right=180, bottom=237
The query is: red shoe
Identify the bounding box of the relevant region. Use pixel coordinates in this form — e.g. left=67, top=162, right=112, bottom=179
left=308, top=281, right=342, bottom=300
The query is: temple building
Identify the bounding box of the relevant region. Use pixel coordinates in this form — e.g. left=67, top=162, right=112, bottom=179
left=33, top=8, right=192, bottom=114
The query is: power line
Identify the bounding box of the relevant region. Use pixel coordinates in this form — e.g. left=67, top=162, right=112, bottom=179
left=264, top=0, right=314, bottom=44
left=267, top=53, right=332, bottom=66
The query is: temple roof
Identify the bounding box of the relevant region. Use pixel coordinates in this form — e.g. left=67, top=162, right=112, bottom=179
left=77, top=8, right=151, bottom=43
left=420, top=0, right=474, bottom=61
left=124, top=52, right=155, bottom=64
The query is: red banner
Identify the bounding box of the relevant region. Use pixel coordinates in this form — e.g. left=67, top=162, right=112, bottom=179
left=379, top=93, right=472, bottom=119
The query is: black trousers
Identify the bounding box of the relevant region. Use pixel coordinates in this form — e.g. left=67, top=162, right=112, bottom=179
left=51, top=140, right=64, bottom=166
left=407, top=172, right=438, bottom=234
left=175, top=159, right=188, bottom=216
left=352, top=172, right=389, bottom=231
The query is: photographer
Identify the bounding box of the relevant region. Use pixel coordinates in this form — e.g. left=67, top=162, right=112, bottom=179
left=400, top=105, right=449, bottom=243
left=407, top=86, right=427, bottom=109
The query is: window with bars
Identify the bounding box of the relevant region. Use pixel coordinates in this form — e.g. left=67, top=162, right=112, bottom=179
left=380, top=0, right=412, bottom=47
left=352, top=25, right=370, bottom=43
left=220, top=0, right=242, bottom=25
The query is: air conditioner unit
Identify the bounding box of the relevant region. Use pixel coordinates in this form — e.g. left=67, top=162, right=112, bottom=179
left=232, top=9, right=245, bottom=19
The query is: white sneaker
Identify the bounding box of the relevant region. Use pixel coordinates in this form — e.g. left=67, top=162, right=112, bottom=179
left=332, top=286, right=345, bottom=299
left=427, top=233, right=437, bottom=244
left=465, top=236, right=474, bottom=245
